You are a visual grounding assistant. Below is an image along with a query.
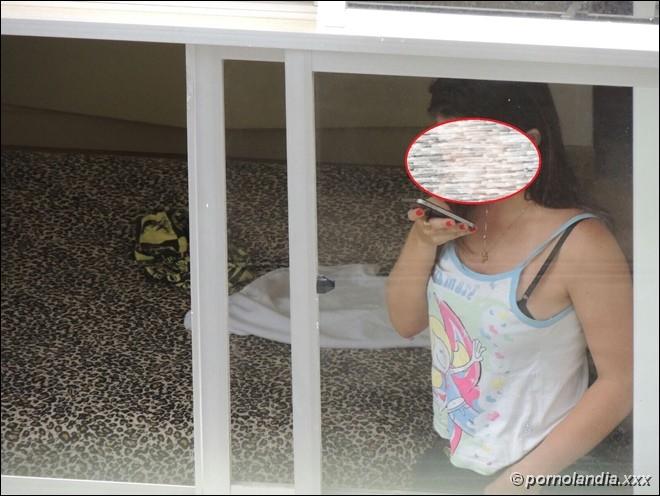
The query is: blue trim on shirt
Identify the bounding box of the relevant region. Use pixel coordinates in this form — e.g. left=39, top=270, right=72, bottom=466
left=508, top=267, right=576, bottom=328
left=518, top=213, right=598, bottom=268
left=443, top=213, right=600, bottom=328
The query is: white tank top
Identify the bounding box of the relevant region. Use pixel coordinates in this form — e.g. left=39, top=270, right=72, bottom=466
left=426, top=213, right=596, bottom=475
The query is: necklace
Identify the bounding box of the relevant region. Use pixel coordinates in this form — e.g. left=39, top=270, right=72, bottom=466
left=480, top=203, right=531, bottom=263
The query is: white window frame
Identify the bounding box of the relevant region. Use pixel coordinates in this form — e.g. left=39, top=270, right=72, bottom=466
left=1, top=2, right=658, bottom=495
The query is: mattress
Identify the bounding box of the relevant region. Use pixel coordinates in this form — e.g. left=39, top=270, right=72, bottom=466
left=0, top=149, right=632, bottom=492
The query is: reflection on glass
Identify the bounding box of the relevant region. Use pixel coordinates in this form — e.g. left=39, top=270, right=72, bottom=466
left=315, top=72, right=633, bottom=494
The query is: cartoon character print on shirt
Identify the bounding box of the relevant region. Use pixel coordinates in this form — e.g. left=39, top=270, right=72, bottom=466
left=431, top=293, right=485, bottom=454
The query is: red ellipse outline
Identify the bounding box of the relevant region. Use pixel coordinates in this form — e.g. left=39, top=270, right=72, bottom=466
left=404, top=117, right=543, bottom=205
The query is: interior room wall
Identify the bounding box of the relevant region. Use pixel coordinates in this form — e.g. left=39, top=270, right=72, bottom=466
left=2, top=36, right=592, bottom=167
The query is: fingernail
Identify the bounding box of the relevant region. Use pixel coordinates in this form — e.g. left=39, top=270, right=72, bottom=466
left=459, top=224, right=467, bottom=230
left=469, top=226, right=477, bottom=232
left=415, top=208, right=425, bottom=217
left=445, top=219, right=454, bottom=227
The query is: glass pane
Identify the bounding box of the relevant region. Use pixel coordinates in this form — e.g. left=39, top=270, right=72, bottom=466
left=314, top=72, right=634, bottom=493
left=1, top=38, right=194, bottom=484
left=347, top=1, right=659, bottom=24
left=222, top=60, right=294, bottom=486
left=314, top=72, right=434, bottom=492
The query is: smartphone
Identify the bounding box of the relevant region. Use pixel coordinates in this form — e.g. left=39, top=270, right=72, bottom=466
left=402, top=198, right=475, bottom=229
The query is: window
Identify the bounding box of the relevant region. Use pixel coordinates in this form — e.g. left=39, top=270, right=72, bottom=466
left=347, top=1, right=659, bottom=24
left=1, top=2, right=657, bottom=494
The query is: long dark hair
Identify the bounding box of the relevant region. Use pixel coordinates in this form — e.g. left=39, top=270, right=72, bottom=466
left=427, top=78, right=589, bottom=216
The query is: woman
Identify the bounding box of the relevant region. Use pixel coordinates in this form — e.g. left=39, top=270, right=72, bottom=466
left=386, top=79, right=633, bottom=494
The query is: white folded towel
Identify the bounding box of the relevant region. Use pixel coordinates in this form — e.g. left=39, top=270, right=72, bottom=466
left=184, top=264, right=430, bottom=349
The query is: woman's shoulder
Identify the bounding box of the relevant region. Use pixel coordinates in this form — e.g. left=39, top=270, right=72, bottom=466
left=530, top=206, right=622, bottom=259
left=534, top=206, right=591, bottom=222
left=534, top=206, right=604, bottom=233
left=542, top=207, right=628, bottom=272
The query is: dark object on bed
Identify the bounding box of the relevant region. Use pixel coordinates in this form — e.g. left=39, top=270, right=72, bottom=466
left=316, top=274, right=335, bottom=294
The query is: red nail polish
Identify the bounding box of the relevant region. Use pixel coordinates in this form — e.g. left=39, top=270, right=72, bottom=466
left=459, top=223, right=466, bottom=230
left=415, top=208, right=425, bottom=217
left=445, top=219, right=454, bottom=227
left=469, top=226, right=477, bottom=232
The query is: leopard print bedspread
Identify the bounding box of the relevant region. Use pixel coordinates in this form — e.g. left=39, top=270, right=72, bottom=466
left=0, top=149, right=631, bottom=492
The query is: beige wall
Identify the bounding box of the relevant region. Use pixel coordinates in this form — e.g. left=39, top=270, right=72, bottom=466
left=2, top=36, right=593, bottom=162
left=1, top=36, right=186, bottom=128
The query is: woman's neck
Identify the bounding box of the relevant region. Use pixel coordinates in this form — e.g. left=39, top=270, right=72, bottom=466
left=468, top=193, right=536, bottom=231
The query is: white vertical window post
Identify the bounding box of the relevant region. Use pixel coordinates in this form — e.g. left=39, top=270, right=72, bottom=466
left=285, top=50, right=323, bottom=495
left=185, top=45, right=232, bottom=496
left=632, top=86, right=659, bottom=496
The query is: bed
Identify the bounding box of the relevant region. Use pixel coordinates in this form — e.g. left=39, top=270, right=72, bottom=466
left=0, top=148, right=632, bottom=492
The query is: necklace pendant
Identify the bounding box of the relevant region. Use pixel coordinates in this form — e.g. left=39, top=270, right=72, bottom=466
left=481, top=251, right=488, bottom=263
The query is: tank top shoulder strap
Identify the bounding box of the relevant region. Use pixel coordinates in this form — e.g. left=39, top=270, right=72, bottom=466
left=517, top=212, right=599, bottom=270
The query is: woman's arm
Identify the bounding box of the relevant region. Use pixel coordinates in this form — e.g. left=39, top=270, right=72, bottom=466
left=386, top=205, right=472, bottom=338
left=485, top=219, right=633, bottom=494
left=386, top=223, right=437, bottom=338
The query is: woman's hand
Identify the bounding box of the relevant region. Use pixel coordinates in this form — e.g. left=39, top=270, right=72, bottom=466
left=407, top=198, right=475, bottom=247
